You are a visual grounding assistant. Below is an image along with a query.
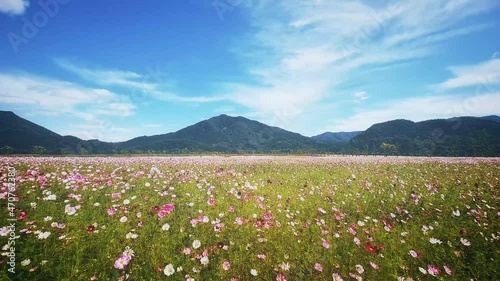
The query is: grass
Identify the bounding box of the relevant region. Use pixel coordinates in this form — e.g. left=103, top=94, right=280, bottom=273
left=0, top=156, right=498, bottom=280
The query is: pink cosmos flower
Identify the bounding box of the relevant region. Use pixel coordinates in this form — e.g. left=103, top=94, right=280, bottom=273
left=322, top=239, right=330, bottom=249
left=111, top=193, right=121, bottom=199
left=332, top=273, right=344, bottom=281
left=235, top=217, right=243, bottom=225
left=314, top=263, right=323, bottom=272
left=107, top=207, right=116, bottom=216
left=214, top=223, right=223, bottom=232
left=257, top=254, right=266, bottom=259
left=348, top=227, right=357, bottom=235
left=114, top=255, right=131, bottom=269
left=276, top=273, right=287, bottom=281
left=443, top=265, right=452, bottom=275
left=370, top=261, right=379, bottom=269
left=162, top=204, right=175, bottom=213
left=228, top=205, right=235, bottom=212
left=428, top=264, right=441, bottom=276
left=207, top=198, right=216, bottom=206
left=222, top=260, right=230, bottom=271
left=158, top=210, right=168, bottom=218
left=183, top=247, right=192, bottom=255
left=264, top=212, right=273, bottom=220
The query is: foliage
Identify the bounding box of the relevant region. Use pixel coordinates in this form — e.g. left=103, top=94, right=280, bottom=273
left=0, top=156, right=498, bottom=280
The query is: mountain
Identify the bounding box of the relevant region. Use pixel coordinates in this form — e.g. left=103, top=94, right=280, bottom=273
left=349, top=117, right=500, bottom=156
left=479, top=115, right=500, bottom=123
left=312, top=131, right=361, bottom=143
left=0, top=111, right=115, bottom=154
left=1, top=111, right=499, bottom=156
left=117, top=114, right=319, bottom=153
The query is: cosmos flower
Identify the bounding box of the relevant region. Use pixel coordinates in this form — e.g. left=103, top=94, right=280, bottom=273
left=332, top=273, right=344, bottom=281
left=65, top=205, right=76, bottom=216
left=280, top=262, right=290, bottom=271
left=222, top=260, right=230, bottom=271
left=276, top=273, right=287, bottom=281
left=429, top=238, right=442, bottom=244
left=322, top=239, right=330, bottom=249
left=162, top=223, right=171, bottom=231
left=164, top=264, right=175, bottom=276
left=409, top=250, right=420, bottom=258
left=443, top=265, right=452, bottom=275
left=428, top=264, right=441, bottom=276
left=86, top=225, right=95, bottom=233
left=460, top=238, right=471, bottom=246
left=192, top=240, right=201, bottom=249
left=369, top=261, right=379, bottom=269
left=200, top=256, right=209, bottom=265
left=0, top=226, right=11, bottom=236
left=107, top=207, right=116, bottom=216
left=114, top=255, right=131, bottom=270
left=250, top=269, right=258, bottom=276
left=37, top=231, right=51, bottom=240
left=314, top=263, right=323, bottom=272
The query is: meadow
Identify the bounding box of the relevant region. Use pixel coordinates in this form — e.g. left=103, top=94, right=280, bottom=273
left=0, top=156, right=498, bottom=280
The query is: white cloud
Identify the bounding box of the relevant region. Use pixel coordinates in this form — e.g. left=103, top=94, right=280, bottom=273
left=0, top=0, right=29, bottom=15
left=55, top=59, right=226, bottom=103
left=0, top=73, right=134, bottom=117
left=437, top=59, right=500, bottom=89
left=0, top=72, right=136, bottom=140
left=327, top=93, right=500, bottom=132
left=220, top=0, right=498, bottom=125
left=353, top=91, right=368, bottom=102
left=58, top=121, right=137, bottom=142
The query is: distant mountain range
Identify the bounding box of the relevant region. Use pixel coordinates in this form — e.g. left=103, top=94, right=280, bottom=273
left=1, top=111, right=499, bottom=156
left=312, top=131, right=362, bottom=143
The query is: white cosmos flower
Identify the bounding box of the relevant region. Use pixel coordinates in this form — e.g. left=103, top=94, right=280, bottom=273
left=125, top=232, right=138, bottom=239
left=429, top=238, right=442, bottom=244
left=65, top=205, right=76, bottom=215
left=250, top=269, right=258, bottom=276
left=164, top=264, right=175, bottom=276
left=200, top=256, right=209, bottom=265
left=192, top=240, right=201, bottom=249
left=162, top=223, right=170, bottom=231
left=37, top=231, right=51, bottom=240
left=460, top=238, right=471, bottom=246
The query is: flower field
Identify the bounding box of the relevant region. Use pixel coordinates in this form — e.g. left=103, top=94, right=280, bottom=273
left=0, top=156, right=499, bottom=280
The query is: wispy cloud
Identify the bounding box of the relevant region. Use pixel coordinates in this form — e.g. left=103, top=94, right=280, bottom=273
left=55, top=59, right=226, bottom=103
left=221, top=0, right=498, bottom=124
left=437, top=58, right=500, bottom=90
left=0, top=0, right=29, bottom=15
left=326, top=93, right=500, bottom=132
left=0, top=72, right=134, bottom=119
left=353, top=91, right=368, bottom=102
left=0, top=72, right=137, bottom=141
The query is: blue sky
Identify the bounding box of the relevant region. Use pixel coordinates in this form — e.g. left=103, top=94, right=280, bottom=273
left=0, top=0, right=499, bottom=142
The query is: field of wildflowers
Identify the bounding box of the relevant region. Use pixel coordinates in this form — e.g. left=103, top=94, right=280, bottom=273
left=0, top=156, right=498, bottom=280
